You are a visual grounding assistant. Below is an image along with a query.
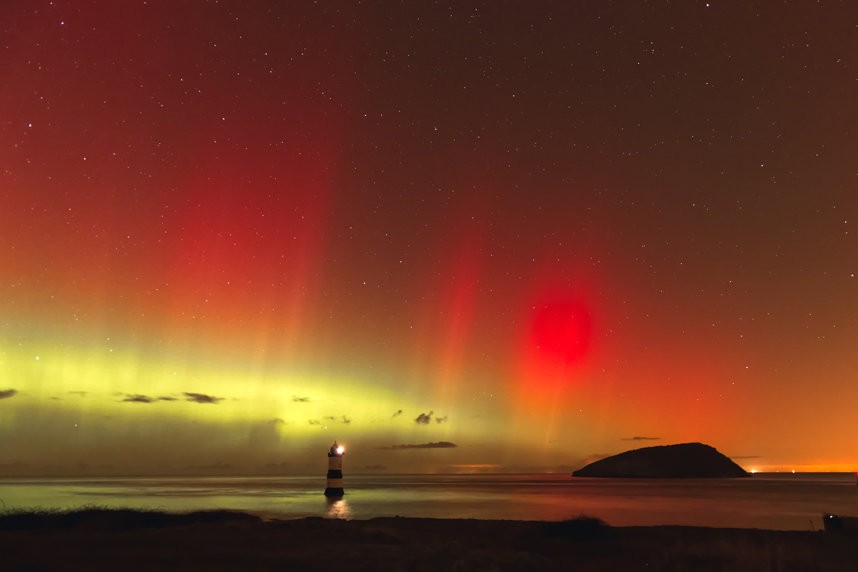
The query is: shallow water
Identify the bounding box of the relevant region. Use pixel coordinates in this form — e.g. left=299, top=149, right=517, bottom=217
left=1, top=473, right=856, bottom=530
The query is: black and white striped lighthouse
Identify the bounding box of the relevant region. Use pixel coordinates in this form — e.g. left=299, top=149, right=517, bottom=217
left=324, top=441, right=345, bottom=497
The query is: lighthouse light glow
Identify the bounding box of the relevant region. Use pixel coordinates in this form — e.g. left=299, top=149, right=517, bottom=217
left=336, top=446, right=345, bottom=455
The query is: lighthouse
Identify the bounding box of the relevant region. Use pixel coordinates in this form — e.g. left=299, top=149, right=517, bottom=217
left=324, top=441, right=345, bottom=497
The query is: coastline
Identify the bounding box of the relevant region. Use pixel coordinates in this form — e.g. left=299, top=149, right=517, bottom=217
left=1, top=509, right=856, bottom=571
left=3, top=472, right=856, bottom=531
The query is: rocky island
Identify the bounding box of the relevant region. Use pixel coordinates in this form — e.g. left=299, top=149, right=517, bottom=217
left=572, top=442, right=748, bottom=478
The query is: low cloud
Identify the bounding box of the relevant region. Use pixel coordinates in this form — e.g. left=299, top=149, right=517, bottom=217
left=730, top=455, right=762, bottom=460
left=292, top=396, right=310, bottom=403
left=435, top=415, right=448, bottom=424
left=121, top=394, right=178, bottom=404
left=122, top=394, right=155, bottom=404
left=621, top=436, right=661, bottom=441
left=379, top=441, right=458, bottom=450
left=184, top=392, right=223, bottom=404
left=0, top=389, right=18, bottom=400
left=392, top=409, right=403, bottom=417
left=341, top=415, right=352, bottom=425
left=415, top=411, right=433, bottom=424
left=308, top=419, right=321, bottom=425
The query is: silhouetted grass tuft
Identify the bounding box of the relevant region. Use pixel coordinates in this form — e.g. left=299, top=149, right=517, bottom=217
left=541, top=515, right=611, bottom=540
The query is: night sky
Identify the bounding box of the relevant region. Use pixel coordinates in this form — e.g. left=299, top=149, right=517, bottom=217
left=2, top=1, right=857, bottom=476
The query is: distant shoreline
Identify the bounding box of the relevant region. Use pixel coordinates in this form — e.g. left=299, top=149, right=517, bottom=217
left=1, top=470, right=856, bottom=479
left=1, top=509, right=856, bottom=570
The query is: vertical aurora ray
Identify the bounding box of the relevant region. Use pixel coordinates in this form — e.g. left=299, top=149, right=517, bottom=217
left=429, top=205, right=488, bottom=414
left=162, top=141, right=337, bottom=362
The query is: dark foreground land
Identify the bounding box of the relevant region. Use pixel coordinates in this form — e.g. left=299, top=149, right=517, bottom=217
left=1, top=509, right=857, bottom=571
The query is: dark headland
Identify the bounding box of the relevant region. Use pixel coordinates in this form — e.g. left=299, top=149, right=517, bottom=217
left=572, top=442, right=748, bottom=478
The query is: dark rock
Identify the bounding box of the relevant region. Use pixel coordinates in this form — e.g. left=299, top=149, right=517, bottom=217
left=572, top=442, right=748, bottom=478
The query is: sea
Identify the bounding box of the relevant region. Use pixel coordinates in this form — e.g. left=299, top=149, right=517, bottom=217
left=1, top=473, right=856, bottom=530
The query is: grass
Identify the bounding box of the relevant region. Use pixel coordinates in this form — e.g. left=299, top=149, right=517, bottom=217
left=0, top=506, right=259, bottom=531
left=0, top=509, right=856, bottom=570
left=541, top=515, right=612, bottom=540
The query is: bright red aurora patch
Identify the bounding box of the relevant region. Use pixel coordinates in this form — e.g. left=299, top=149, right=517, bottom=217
left=530, top=298, right=593, bottom=366
left=518, top=292, right=595, bottom=401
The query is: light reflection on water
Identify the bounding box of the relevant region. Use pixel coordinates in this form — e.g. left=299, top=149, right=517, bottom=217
left=326, top=498, right=350, bottom=519
left=0, top=473, right=856, bottom=530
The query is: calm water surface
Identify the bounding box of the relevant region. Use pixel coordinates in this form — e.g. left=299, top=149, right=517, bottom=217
left=1, top=473, right=856, bottom=530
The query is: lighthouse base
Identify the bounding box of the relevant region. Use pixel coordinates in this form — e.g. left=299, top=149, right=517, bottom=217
left=324, top=487, right=344, bottom=497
